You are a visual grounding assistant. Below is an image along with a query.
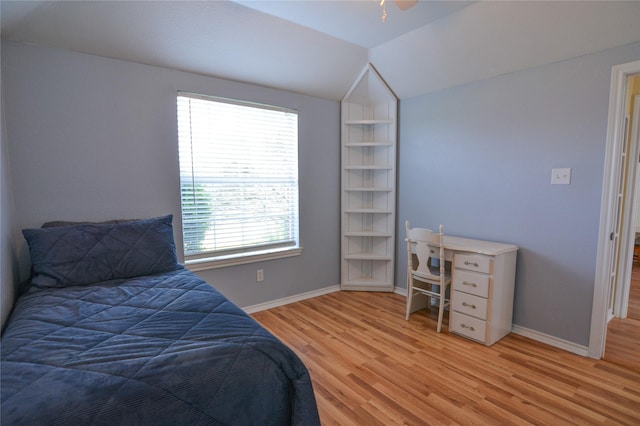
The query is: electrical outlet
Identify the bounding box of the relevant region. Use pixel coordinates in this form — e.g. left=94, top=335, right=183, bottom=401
left=551, top=168, right=571, bottom=185
left=256, top=269, right=264, bottom=282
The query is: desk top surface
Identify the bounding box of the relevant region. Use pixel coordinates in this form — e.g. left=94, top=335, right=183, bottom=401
left=443, top=235, right=518, bottom=256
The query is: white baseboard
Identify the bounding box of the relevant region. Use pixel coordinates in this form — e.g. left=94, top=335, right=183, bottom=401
left=394, top=287, right=407, bottom=297
left=242, top=285, right=341, bottom=314
left=511, top=325, right=589, bottom=357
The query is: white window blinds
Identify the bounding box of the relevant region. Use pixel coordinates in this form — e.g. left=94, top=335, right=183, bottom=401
left=177, top=92, right=299, bottom=262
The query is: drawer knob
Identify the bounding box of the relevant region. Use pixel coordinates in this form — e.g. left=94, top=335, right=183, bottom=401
left=461, top=324, right=475, bottom=332
left=462, top=302, right=477, bottom=309
left=462, top=281, right=478, bottom=288
left=464, top=261, right=479, bottom=267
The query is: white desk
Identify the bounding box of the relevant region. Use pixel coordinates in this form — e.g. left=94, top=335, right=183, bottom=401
left=439, top=235, right=518, bottom=345
left=443, top=235, right=518, bottom=256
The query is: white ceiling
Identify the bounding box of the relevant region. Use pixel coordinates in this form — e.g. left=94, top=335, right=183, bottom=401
left=234, top=1, right=473, bottom=48
left=2, top=1, right=640, bottom=101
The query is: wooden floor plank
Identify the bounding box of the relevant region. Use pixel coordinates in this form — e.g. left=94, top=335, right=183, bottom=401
left=252, top=291, right=640, bottom=424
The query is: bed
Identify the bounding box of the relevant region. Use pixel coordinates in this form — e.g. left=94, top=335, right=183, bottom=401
left=1, top=215, right=320, bottom=425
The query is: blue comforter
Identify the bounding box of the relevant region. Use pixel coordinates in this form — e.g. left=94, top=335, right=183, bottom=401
left=1, top=269, right=320, bottom=425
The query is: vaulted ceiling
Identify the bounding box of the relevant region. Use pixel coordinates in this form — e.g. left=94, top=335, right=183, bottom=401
left=2, top=1, right=640, bottom=101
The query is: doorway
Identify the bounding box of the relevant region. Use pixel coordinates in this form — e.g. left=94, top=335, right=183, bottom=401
left=604, top=93, right=640, bottom=371
left=591, top=60, right=640, bottom=359
left=619, top=91, right=640, bottom=320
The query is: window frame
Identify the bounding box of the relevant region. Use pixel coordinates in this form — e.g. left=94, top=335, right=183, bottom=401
left=176, top=91, right=302, bottom=270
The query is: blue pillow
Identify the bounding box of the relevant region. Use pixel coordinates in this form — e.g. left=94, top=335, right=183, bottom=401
left=23, top=215, right=179, bottom=289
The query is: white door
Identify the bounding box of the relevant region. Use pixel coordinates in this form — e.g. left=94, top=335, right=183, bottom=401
left=608, top=114, right=630, bottom=321
left=614, top=94, right=640, bottom=319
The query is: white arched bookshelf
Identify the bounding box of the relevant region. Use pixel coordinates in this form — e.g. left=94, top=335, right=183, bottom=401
left=341, top=64, right=397, bottom=291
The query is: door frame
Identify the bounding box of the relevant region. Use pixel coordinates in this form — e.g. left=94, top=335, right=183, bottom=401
left=590, top=59, right=640, bottom=359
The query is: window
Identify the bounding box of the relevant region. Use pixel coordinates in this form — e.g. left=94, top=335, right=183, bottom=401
left=177, top=92, right=300, bottom=269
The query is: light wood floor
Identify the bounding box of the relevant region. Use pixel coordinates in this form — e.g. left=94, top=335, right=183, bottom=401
left=253, top=291, right=640, bottom=425
left=604, top=262, right=640, bottom=371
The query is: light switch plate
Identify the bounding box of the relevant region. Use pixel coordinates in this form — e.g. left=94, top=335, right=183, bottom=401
left=551, top=168, right=571, bottom=185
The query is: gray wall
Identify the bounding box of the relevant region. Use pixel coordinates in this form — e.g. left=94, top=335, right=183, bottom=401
left=397, top=41, right=640, bottom=346
left=1, top=41, right=340, bottom=314
left=1, top=73, right=18, bottom=328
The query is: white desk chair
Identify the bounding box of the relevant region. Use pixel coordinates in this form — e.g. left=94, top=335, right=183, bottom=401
left=405, top=221, right=451, bottom=332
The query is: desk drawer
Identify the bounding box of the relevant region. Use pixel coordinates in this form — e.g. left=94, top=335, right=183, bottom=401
left=450, top=311, right=487, bottom=343
left=455, top=253, right=491, bottom=274
left=453, top=269, right=490, bottom=298
left=452, top=291, right=488, bottom=320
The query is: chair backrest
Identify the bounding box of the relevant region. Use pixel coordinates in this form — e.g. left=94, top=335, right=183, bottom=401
left=405, top=221, right=445, bottom=277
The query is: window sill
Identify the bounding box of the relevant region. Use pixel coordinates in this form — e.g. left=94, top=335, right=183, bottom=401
left=185, top=246, right=303, bottom=271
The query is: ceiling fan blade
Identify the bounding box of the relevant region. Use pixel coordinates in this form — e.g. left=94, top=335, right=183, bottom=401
left=394, top=0, right=418, bottom=11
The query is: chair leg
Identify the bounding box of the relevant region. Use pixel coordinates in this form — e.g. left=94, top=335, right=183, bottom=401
left=405, top=278, right=412, bottom=321
left=436, top=290, right=446, bottom=333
